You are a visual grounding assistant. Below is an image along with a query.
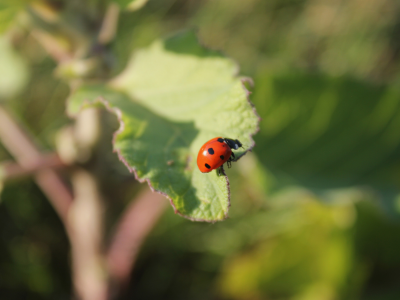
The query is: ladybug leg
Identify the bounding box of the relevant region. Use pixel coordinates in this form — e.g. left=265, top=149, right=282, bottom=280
left=227, top=160, right=232, bottom=168
left=216, top=166, right=222, bottom=176
left=226, top=153, right=235, bottom=168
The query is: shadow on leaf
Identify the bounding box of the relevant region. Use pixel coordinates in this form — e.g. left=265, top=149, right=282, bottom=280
left=67, top=85, right=233, bottom=220
left=253, top=72, right=400, bottom=191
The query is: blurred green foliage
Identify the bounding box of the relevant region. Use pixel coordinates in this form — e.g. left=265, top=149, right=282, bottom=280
left=252, top=72, right=400, bottom=191
left=1, top=0, right=400, bottom=299
left=0, top=36, right=29, bottom=100
left=0, top=180, right=70, bottom=299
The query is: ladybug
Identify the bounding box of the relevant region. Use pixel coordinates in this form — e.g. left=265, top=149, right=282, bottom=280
left=197, top=137, right=243, bottom=173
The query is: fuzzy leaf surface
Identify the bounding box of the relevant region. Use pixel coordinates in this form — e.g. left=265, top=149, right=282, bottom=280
left=67, top=32, right=259, bottom=221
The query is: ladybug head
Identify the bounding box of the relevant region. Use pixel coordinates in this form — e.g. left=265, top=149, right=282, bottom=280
left=224, top=138, right=243, bottom=150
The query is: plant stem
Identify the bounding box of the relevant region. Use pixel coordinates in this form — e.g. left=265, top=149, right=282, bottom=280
left=106, top=188, right=168, bottom=294
left=69, top=169, right=107, bottom=300
left=98, top=3, right=120, bottom=45
left=0, top=105, right=73, bottom=224
left=0, top=153, right=65, bottom=180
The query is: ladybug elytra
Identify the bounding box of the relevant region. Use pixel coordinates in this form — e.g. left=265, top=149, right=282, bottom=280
left=197, top=137, right=243, bottom=173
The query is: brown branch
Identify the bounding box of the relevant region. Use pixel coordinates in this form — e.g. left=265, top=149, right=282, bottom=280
left=106, top=188, right=168, bottom=293
left=69, top=169, right=107, bottom=300
left=0, top=153, right=65, bottom=180
left=98, top=3, right=120, bottom=45
left=0, top=105, right=73, bottom=224
left=0, top=107, right=167, bottom=299
left=31, top=29, right=73, bottom=63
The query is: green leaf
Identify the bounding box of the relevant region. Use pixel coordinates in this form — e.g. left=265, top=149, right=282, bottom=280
left=113, top=0, right=149, bottom=11
left=218, top=196, right=357, bottom=299
left=252, top=72, right=400, bottom=192
left=0, top=36, right=29, bottom=100
left=67, top=31, right=259, bottom=221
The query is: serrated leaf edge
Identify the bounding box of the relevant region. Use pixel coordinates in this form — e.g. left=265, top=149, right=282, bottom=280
left=67, top=94, right=235, bottom=222
left=231, top=78, right=261, bottom=162
left=66, top=69, right=259, bottom=223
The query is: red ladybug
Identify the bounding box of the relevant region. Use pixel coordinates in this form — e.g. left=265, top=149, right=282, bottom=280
left=197, top=137, right=243, bottom=173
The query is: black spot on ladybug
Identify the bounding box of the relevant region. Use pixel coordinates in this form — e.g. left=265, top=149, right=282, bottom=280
left=208, top=148, right=214, bottom=155
left=217, top=138, right=224, bottom=143
left=220, top=155, right=224, bottom=160
left=205, top=163, right=211, bottom=169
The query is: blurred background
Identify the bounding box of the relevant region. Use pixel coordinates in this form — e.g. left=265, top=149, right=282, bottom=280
left=2, top=0, right=400, bottom=299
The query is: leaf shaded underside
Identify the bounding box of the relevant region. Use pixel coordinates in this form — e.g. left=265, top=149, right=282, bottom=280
left=68, top=32, right=259, bottom=221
